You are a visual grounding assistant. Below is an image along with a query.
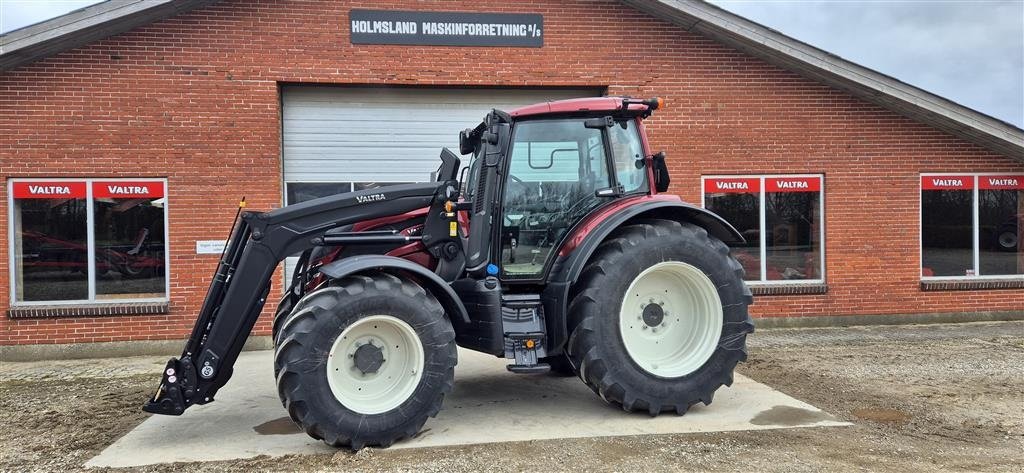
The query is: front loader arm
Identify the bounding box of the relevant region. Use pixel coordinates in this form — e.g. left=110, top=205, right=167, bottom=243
left=144, top=182, right=446, bottom=415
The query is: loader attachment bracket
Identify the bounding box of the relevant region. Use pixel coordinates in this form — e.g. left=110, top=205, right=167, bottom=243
left=143, top=358, right=188, bottom=415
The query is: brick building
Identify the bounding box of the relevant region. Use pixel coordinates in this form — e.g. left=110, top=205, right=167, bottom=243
left=1, top=0, right=1021, bottom=350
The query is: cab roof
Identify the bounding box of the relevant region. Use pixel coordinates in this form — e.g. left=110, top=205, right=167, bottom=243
left=508, top=96, right=652, bottom=118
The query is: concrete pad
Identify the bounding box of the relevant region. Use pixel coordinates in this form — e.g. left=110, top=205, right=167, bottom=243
left=88, top=349, right=850, bottom=468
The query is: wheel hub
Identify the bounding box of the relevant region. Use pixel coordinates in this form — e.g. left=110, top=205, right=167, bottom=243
left=353, top=342, right=385, bottom=374
left=642, top=303, right=665, bottom=327
left=618, top=261, right=723, bottom=378
left=326, top=315, right=425, bottom=415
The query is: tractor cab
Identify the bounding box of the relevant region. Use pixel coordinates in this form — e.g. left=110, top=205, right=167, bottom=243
left=457, top=97, right=667, bottom=282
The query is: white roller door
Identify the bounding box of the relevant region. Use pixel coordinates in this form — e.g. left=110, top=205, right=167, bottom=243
left=282, top=86, right=599, bottom=202
left=280, top=86, right=599, bottom=278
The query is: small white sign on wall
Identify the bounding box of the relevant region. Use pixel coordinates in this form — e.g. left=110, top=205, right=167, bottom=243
left=196, top=240, right=226, bottom=255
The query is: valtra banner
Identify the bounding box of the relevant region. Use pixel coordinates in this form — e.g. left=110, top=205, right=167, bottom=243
left=12, top=181, right=87, bottom=199
left=978, top=175, right=1024, bottom=190
left=921, top=175, right=974, bottom=190
left=704, top=177, right=760, bottom=194
left=92, top=181, right=164, bottom=199
left=765, top=176, right=821, bottom=193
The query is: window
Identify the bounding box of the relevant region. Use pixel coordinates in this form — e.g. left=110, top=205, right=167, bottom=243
left=608, top=120, right=648, bottom=194
left=500, top=119, right=612, bottom=278
left=703, top=175, right=824, bottom=283
left=921, top=174, right=1022, bottom=279
left=10, top=179, right=168, bottom=304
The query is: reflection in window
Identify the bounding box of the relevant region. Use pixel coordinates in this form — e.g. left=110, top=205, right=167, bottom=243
left=13, top=193, right=89, bottom=302
left=703, top=176, right=824, bottom=283
left=10, top=179, right=170, bottom=304
left=94, top=197, right=166, bottom=299
left=766, top=191, right=821, bottom=281
left=921, top=189, right=973, bottom=276
left=608, top=120, right=648, bottom=194
left=501, top=119, right=611, bottom=278
left=979, top=188, right=1022, bottom=275
left=920, top=174, right=1023, bottom=278
left=704, top=180, right=760, bottom=281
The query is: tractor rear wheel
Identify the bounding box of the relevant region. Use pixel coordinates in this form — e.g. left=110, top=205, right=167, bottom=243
left=566, top=219, right=753, bottom=415
left=274, top=273, right=457, bottom=449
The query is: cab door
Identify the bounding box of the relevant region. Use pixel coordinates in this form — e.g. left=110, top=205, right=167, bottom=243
left=497, top=118, right=614, bottom=280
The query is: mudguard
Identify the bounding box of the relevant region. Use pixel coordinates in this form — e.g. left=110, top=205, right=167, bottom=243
left=319, top=254, right=470, bottom=324
left=556, top=199, right=743, bottom=285
left=541, top=199, right=744, bottom=354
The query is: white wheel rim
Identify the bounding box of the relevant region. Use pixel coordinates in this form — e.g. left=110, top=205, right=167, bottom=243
left=618, top=261, right=723, bottom=378
left=326, top=315, right=424, bottom=415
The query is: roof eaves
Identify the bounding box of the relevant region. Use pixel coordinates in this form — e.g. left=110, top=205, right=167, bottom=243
left=0, top=0, right=219, bottom=72
left=623, top=0, right=1024, bottom=161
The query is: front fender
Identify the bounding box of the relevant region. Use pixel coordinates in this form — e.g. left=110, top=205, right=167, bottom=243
left=319, top=255, right=470, bottom=324
left=556, top=199, right=743, bottom=286
left=540, top=198, right=743, bottom=354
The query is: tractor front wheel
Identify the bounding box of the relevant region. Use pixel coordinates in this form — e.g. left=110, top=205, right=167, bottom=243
left=274, top=273, right=457, bottom=449
left=566, top=219, right=753, bottom=415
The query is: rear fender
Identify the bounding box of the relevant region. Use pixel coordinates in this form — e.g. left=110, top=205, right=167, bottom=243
left=318, top=255, right=470, bottom=325
left=541, top=199, right=743, bottom=354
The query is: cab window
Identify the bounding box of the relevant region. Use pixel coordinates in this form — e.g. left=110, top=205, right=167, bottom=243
left=609, top=120, right=648, bottom=194
left=500, top=119, right=612, bottom=279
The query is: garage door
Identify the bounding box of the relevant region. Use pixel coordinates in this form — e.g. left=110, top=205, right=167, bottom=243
left=281, top=86, right=600, bottom=205
left=280, top=86, right=599, bottom=279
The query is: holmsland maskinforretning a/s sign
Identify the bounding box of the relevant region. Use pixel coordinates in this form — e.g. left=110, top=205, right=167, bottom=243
left=350, top=10, right=543, bottom=47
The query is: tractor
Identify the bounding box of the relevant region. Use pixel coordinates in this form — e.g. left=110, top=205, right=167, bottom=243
left=143, top=96, right=754, bottom=450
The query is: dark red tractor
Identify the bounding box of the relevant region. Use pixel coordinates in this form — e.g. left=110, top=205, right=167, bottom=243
left=144, top=97, right=754, bottom=449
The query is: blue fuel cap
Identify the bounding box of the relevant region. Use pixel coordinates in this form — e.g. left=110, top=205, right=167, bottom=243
left=486, top=264, right=499, bottom=275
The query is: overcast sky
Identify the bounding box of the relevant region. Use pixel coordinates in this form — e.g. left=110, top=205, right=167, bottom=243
left=2, top=0, right=1022, bottom=127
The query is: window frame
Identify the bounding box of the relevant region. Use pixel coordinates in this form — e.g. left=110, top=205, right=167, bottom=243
left=701, top=174, right=826, bottom=286
left=919, top=172, right=1023, bottom=281
left=7, top=177, right=171, bottom=306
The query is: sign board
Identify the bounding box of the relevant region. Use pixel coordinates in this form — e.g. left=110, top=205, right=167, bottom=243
left=921, top=175, right=974, bottom=191
left=350, top=9, right=543, bottom=47
left=93, top=181, right=164, bottom=198
left=704, top=177, right=760, bottom=194
left=765, top=177, right=821, bottom=193
left=978, top=175, right=1023, bottom=190
left=196, top=240, right=226, bottom=255
left=12, top=181, right=87, bottom=199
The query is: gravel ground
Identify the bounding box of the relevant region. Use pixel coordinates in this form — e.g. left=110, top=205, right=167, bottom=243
left=1, top=321, right=1022, bottom=472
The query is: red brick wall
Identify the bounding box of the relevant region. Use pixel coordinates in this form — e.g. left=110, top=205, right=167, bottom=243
left=1, top=0, right=1021, bottom=345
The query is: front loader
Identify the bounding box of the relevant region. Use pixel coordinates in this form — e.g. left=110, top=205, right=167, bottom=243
left=143, top=96, right=754, bottom=449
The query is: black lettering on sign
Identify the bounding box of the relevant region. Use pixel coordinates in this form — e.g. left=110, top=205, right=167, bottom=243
left=350, top=10, right=543, bottom=47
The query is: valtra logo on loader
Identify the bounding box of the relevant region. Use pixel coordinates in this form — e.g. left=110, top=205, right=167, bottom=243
left=143, top=96, right=754, bottom=450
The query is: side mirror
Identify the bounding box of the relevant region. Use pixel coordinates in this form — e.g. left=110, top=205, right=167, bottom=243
left=652, top=151, right=670, bottom=193
left=459, top=129, right=475, bottom=155
left=436, top=147, right=461, bottom=182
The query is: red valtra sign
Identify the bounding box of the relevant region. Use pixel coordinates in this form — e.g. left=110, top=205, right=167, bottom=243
left=12, top=181, right=87, bottom=199
left=704, top=177, right=759, bottom=193
left=765, top=177, right=820, bottom=193
left=978, top=175, right=1024, bottom=190
left=93, top=181, right=164, bottom=198
left=921, top=175, right=973, bottom=190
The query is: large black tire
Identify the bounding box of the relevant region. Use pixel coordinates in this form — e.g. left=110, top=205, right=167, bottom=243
left=566, top=219, right=753, bottom=415
left=275, top=273, right=457, bottom=449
